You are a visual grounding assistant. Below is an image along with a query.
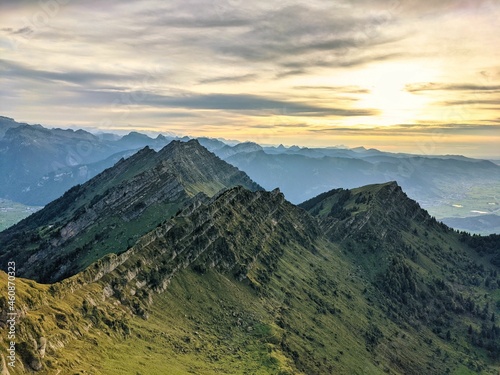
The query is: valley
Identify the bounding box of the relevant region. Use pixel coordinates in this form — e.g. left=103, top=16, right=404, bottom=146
left=0, top=199, right=41, bottom=232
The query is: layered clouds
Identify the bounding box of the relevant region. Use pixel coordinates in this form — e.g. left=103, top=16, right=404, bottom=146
left=0, top=0, right=499, bottom=157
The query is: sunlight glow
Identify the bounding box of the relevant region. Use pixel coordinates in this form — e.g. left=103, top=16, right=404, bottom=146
left=355, top=62, right=439, bottom=126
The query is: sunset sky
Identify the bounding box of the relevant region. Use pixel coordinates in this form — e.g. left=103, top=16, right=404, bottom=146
left=1, top=0, right=499, bottom=158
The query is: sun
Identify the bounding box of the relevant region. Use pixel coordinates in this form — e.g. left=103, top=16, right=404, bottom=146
left=355, top=62, right=439, bottom=126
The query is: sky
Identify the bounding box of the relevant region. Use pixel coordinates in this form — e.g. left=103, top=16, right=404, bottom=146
left=1, top=0, right=499, bottom=158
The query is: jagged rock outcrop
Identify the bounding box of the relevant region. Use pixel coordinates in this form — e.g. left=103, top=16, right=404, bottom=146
left=301, top=181, right=434, bottom=243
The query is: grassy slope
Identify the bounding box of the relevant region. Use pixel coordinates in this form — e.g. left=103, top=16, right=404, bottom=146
left=301, top=182, right=500, bottom=373
left=0, top=256, right=496, bottom=375
left=2, top=236, right=497, bottom=375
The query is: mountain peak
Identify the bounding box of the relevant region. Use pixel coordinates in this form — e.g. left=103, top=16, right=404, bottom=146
left=0, top=141, right=261, bottom=282
left=300, top=181, right=434, bottom=243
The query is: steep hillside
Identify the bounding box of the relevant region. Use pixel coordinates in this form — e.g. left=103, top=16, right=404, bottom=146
left=16, top=149, right=139, bottom=206
left=302, top=182, right=500, bottom=368
left=0, top=119, right=181, bottom=206
left=225, top=150, right=382, bottom=201
left=0, top=116, right=23, bottom=138
left=0, top=183, right=499, bottom=374
left=0, top=140, right=261, bottom=283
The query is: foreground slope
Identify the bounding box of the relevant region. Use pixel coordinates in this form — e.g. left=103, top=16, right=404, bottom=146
left=0, top=183, right=499, bottom=374
left=0, top=140, right=261, bottom=283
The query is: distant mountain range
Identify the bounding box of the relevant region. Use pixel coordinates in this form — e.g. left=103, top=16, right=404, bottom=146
left=0, top=115, right=499, bottom=234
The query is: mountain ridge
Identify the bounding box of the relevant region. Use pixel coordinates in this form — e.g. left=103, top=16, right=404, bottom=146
left=1, top=177, right=499, bottom=374
left=0, top=140, right=262, bottom=283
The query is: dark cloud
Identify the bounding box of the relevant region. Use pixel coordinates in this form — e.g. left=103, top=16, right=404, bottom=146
left=351, top=0, right=494, bottom=17
left=1, top=26, right=33, bottom=36
left=294, top=85, right=370, bottom=94
left=148, top=14, right=253, bottom=29
left=199, top=74, right=258, bottom=84
left=441, top=99, right=500, bottom=106
left=11, top=26, right=33, bottom=35
left=275, top=69, right=308, bottom=79
left=308, top=123, right=500, bottom=135
left=406, top=82, right=500, bottom=93
left=280, top=52, right=402, bottom=70
left=66, top=88, right=378, bottom=117
left=0, top=59, right=137, bottom=85
left=145, top=93, right=378, bottom=117
left=129, top=3, right=404, bottom=67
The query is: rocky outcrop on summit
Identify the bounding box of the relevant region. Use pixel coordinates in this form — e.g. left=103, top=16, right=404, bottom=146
left=301, top=181, right=433, bottom=242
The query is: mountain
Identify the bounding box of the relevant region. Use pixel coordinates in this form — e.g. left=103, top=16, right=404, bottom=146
left=14, top=149, right=138, bottom=206
left=115, top=131, right=176, bottom=150
left=0, top=140, right=261, bottom=283
left=225, top=151, right=394, bottom=201
left=209, top=141, right=263, bottom=159
left=0, top=179, right=499, bottom=374
left=0, top=124, right=119, bottom=205
left=0, top=119, right=183, bottom=206
left=0, top=115, right=24, bottom=138
left=197, top=137, right=228, bottom=152
left=1, top=116, right=499, bottom=235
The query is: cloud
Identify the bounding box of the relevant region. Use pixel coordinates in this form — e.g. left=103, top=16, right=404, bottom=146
left=128, top=92, right=379, bottom=117
left=293, top=85, right=370, bottom=94
left=1, top=26, right=33, bottom=35
left=441, top=99, right=500, bottom=107
left=1, top=0, right=499, bottom=156
left=275, top=69, right=308, bottom=79
left=407, top=82, right=500, bottom=93
left=199, top=74, right=258, bottom=84
left=0, top=59, right=133, bottom=86
left=309, top=123, right=500, bottom=135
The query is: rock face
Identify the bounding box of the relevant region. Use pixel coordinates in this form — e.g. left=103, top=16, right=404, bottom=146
left=88, top=186, right=319, bottom=297
left=0, top=140, right=261, bottom=283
